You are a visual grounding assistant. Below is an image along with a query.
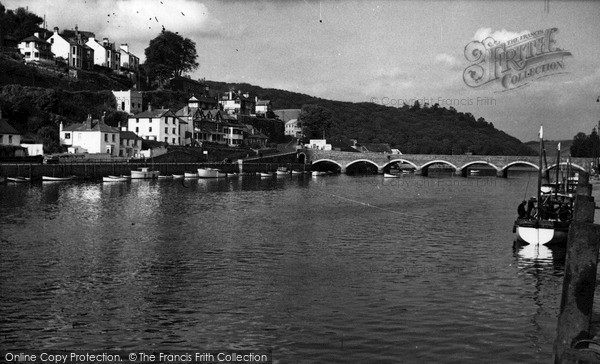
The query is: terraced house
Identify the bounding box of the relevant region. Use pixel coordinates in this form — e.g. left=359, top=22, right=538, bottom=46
left=127, top=105, right=184, bottom=145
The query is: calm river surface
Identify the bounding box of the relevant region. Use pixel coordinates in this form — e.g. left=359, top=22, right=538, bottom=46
left=2, top=172, right=600, bottom=363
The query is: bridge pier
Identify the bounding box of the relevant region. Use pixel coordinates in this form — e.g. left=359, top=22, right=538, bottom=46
left=496, top=169, right=507, bottom=178
left=455, top=168, right=464, bottom=177
left=417, top=168, right=427, bottom=177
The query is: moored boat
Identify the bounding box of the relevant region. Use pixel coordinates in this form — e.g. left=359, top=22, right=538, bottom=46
left=42, top=175, right=75, bottom=181
left=197, top=168, right=227, bottom=178
left=384, top=173, right=401, bottom=178
left=260, top=172, right=274, bottom=177
left=131, top=167, right=159, bottom=179
left=276, top=167, right=289, bottom=175
left=172, top=174, right=184, bottom=179
left=513, top=128, right=573, bottom=246
left=103, top=175, right=129, bottom=182
left=291, top=170, right=303, bottom=175
left=158, top=175, right=173, bottom=179
left=184, top=172, right=198, bottom=178
left=312, top=171, right=326, bottom=176
left=7, top=177, right=30, bottom=183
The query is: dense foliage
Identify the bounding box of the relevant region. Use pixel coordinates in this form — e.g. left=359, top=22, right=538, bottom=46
left=0, top=2, right=43, bottom=44
left=570, top=128, right=600, bottom=158
left=205, top=81, right=536, bottom=155
left=144, top=31, right=199, bottom=88
left=0, top=85, right=128, bottom=152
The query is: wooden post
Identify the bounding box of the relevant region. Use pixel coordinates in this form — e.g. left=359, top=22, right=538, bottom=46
left=554, top=191, right=600, bottom=363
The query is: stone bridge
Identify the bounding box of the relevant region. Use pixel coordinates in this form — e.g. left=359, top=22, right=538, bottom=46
left=302, top=149, right=593, bottom=177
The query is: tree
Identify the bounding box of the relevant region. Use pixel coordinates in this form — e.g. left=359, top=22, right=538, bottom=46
left=298, top=104, right=336, bottom=141
left=144, top=30, right=198, bottom=87
left=570, top=131, right=591, bottom=157
left=0, top=4, right=43, bottom=42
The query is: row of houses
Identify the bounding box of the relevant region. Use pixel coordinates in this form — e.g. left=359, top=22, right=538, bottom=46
left=16, top=25, right=139, bottom=74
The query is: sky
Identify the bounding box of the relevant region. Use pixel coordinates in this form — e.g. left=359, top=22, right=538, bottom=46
left=5, top=0, right=600, bottom=142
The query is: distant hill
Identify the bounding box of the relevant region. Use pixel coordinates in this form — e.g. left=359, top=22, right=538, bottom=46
left=204, top=80, right=535, bottom=156
left=524, top=140, right=573, bottom=157
left=0, top=58, right=536, bottom=155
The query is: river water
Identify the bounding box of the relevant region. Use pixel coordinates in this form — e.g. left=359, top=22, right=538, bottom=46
left=1, top=172, right=599, bottom=363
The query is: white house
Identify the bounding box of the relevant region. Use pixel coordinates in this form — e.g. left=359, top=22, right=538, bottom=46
left=127, top=105, right=184, bottom=145
left=47, top=27, right=93, bottom=69
left=119, top=44, right=139, bottom=71
left=113, top=90, right=143, bottom=115
left=306, top=139, right=332, bottom=151
left=0, top=113, right=22, bottom=146
left=219, top=90, right=255, bottom=116
left=60, top=114, right=121, bottom=155
left=86, top=37, right=120, bottom=70
left=285, top=118, right=303, bottom=138
left=255, top=98, right=272, bottom=116
left=17, top=33, right=54, bottom=64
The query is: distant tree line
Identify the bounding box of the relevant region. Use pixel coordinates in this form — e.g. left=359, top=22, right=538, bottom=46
left=570, top=127, right=600, bottom=158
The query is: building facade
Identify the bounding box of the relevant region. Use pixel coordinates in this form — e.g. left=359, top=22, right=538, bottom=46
left=18, top=33, right=54, bottom=64
left=127, top=106, right=184, bottom=145
left=60, top=114, right=121, bottom=155
left=113, top=90, right=143, bottom=115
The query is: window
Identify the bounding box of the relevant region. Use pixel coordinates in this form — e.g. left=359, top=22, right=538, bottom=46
left=65, top=133, right=71, bottom=139
left=8, top=135, right=12, bottom=144
left=136, top=119, right=139, bottom=123
left=104, top=134, right=108, bottom=142
left=112, top=134, right=115, bottom=142
left=149, top=127, right=152, bottom=132
left=172, top=138, right=176, bottom=144
left=172, top=128, right=176, bottom=134
left=135, top=127, right=139, bottom=133
left=165, top=127, right=168, bottom=134
left=164, top=137, right=168, bottom=142
left=121, top=101, right=125, bottom=110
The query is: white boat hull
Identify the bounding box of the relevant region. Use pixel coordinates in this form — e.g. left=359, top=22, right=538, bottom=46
left=131, top=169, right=159, bottom=179
left=515, top=226, right=556, bottom=246
left=197, top=168, right=226, bottom=178
left=42, top=176, right=74, bottom=181
left=184, top=172, right=198, bottom=178
left=103, top=176, right=128, bottom=182
left=384, top=173, right=401, bottom=178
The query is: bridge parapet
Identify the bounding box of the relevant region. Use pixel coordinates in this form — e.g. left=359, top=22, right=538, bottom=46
left=304, top=149, right=594, bottom=177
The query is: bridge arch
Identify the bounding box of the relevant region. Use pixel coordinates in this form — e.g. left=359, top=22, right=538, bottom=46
left=459, top=160, right=500, bottom=171
left=312, top=159, right=343, bottom=171
left=297, top=152, right=307, bottom=164
left=419, top=160, right=458, bottom=177
left=498, top=161, right=539, bottom=178
left=383, top=159, right=419, bottom=170
left=546, top=162, right=587, bottom=173
left=345, top=159, right=380, bottom=174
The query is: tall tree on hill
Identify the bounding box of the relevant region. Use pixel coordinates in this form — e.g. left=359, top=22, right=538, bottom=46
left=144, top=30, right=198, bottom=88
left=298, top=104, right=337, bottom=141
left=0, top=4, right=44, bottom=42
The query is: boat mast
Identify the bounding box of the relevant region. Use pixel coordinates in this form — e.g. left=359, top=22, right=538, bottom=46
left=537, top=125, right=543, bottom=220
left=555, top=142, right=561, bottom=200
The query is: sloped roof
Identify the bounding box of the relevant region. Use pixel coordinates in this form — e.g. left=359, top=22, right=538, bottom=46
left=256, top=100, right=271, bottom=106
left=62, top=119, right=119, bottom=133
left=273, top=109, right=301, bottom=122
left=120, top=131, right=141, bottom=140
left=360, top=143, right=392, bottom=153
left=19, top=35, right=48, bottom=44
left=0, top=119, right=21, bottom=135
left=132, top=109, right=174, bottom=118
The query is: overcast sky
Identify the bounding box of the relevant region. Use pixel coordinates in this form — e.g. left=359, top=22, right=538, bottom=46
left=6, top=0, right=600, bottom=141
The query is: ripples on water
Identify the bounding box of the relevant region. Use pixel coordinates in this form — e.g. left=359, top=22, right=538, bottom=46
left=1, top=173, right=599, bottom=362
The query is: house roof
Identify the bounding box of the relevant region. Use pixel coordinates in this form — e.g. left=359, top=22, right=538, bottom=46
left=256, top=100, right=271, bottom=106
left=120, top=131, right=141, bottom=140
left=0, top=119, right=21, bottom=135
left=61, top=29, right=96, bottom=40
left=19, top=35, right=48, bottom=44
left=132, top=109, right=174, bottom=118
left=62, top=118, right=119, bottom=133
left=285, top=118, right=299, bottom=126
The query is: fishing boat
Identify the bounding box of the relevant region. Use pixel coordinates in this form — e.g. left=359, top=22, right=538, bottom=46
left=291, top=170, right=303, bottom=175
left=7, top=177, right=30, bottom=183
left=158, top=175, right=173, bottom=179
left=103, top=175, right=129, bottom=182
left=276, top=167, right=289, bottom=175
left=384, top=172, right=401, bottom=178
left=513, top=127, right=574, bottom=246
left=312, top=171, right=327, bottom=176
left=197, top=168, right=227, bottom=178
left=42, top=175, right=75, bottom=181
left=259, top=172, right=274, bottom=177
left=172, top=174, right=184, bottom=179
left=184, top=172, right=198, bottom=178
left=130, top=167, right=160, bottom=179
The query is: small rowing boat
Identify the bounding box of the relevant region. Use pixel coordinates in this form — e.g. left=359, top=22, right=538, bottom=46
left=42, top=176, right=75, bottom=182
left=103, top=175, right=129, bottom=182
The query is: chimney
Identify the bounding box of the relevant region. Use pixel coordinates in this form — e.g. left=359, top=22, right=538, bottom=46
left=228, top=91, right=232, bottom=100
left=86, top=114, right=92, bottom=129
left=53, top=27, right=59, bottom=34
left=59, top=121, right=63, bottom=133
left=101, top=111, right=106, bottom=124
left=121, top=43, right=129, bottom=52
left=103, top=37, right=109, bottom=46
left=148, top=103, right=152, bottom=112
